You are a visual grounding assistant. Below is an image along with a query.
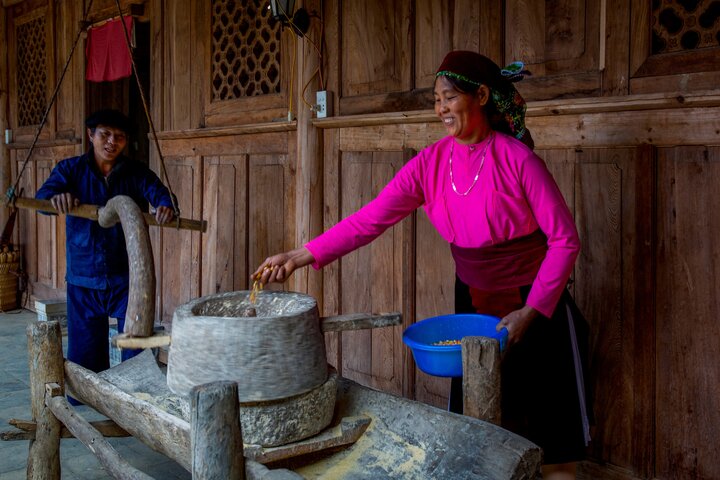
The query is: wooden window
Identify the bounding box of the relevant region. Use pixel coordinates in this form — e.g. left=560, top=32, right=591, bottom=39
left=652, top=0, right=720, bottom=54
left=16, top=11, right=47, bottom=127
left=631, top=0, right=720, bottom=92
left=210, top=0, right=282, bottom=101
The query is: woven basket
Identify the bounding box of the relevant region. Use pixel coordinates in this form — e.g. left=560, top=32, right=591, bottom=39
left=0, top=260, right=19, bottom=311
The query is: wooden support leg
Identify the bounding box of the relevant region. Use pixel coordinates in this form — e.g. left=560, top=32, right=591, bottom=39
left=44, top=383, right=153, bottom=480
left=26, top=320, right=64, bottom=479
left=191, top=381, right=245, bottom=480
left=461, top=336, right=501, bottom=425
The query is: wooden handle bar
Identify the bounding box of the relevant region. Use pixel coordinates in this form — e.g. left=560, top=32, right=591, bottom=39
left=13, top=197, right=207, bottom=233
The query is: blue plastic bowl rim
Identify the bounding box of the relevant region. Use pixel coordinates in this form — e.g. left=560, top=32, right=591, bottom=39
left=402, top=314, right=508, bottom=352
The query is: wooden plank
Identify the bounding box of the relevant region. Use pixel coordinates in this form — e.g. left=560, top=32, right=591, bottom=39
left=320, top=312, right=401, bottom=333
left=630, top=71, right=720, bottom=95
left=338, top=89, right=435, bottom=117
left=415, top=1, right=452, bottom=89
left=201, top=155, right=247, bottom=295
left=322, top=129, right=341, bottom=371
left=629, top=0, right=650, bottom=77
left=158, top=155, right=202, bottom=326
left=337, top=151, right=406, bottom=396
left=545, top=0, right=585, bottom=61
left=54, top=0, right=83, bottom=137
left=190, top=381, right=245, bottom=480
left=655, top=146, right=720, bottom=480
left=401, top=149, right=417, bottom=401
left=293, top=0, right=323, bottom=300
left=602, top=0, right=631, bottom=96
left=574, top=150, right=631, bottom=468
left=45, top=385, right=153, bottom=480
left=474, top=0, right=503, bottom=62
left=515, top=71, right=601, bottom=102
left=156, top=122, right=297, bottom=140
left=0, top=4, right=8, bottom=232
left=4, top=418, right=129, bottom=439
left=244, top=416, right=371, bottom=464
left=248, top=153, right=291, bottom=295
left=630, top=144, right=655, bottom=478
left=506, top=0, right=545, bottom=72
left=158, top=131, right=290, bottom=157
left=528, top=106, right=720, bottom=148
left=413, top=202, right=454, bottom=409
left=341, top=0, right=411, bottom=97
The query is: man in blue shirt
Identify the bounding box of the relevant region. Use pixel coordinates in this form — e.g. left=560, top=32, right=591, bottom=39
left=36, top=109, right=175, bottom=377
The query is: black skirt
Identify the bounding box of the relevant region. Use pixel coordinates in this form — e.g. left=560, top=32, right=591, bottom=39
left=451, top=277, right=593, bottom=465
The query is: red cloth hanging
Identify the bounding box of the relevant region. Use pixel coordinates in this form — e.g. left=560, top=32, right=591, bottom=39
left=85, top=17, right=134, bottom=82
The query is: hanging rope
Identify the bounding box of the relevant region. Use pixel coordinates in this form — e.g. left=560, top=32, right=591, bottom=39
left=114, top=0, right=180, bottom=219
left=6, top=0, right=96, bottom=206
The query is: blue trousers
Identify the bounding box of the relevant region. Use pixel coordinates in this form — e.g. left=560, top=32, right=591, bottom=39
left=66, top=283, right=141, bottom=373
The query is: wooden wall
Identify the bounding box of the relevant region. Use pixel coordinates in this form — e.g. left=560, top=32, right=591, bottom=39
left=2, top=0, right=720, bottom=479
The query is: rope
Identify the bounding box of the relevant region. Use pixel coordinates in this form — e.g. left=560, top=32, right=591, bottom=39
left=114, top=0, right=180, bottom=219
left=6, top=0, right=96, bottom=206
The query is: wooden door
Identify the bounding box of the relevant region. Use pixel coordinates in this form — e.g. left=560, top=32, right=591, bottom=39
left=655, top=146, right=720, bottom=480
left=324, top=149, right=411, bottom=396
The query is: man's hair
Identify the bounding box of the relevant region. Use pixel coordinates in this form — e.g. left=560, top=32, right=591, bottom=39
left=85, top=109, right=131, bottom=135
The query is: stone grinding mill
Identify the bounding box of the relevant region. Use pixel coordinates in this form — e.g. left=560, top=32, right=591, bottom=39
left=166, top=289, right=392, bottom=447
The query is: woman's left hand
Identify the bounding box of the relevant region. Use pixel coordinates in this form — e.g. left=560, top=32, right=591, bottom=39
left=497, top=305, right=540, bottom=346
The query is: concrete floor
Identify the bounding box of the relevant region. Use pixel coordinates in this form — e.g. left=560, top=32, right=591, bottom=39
left=0, top=309, right=191, bottom=479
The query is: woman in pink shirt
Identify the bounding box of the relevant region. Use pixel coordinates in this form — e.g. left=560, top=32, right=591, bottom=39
left=254, top=51, right=591, bottom=480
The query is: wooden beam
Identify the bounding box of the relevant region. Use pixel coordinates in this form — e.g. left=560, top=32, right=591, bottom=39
left=45, top=383, right=153, bottom=480
left=313, top=90, right=720, bottom=130
left=244, top=416, right=371, bottom=464
left=319, top=312, right=402, bottom=333
left=112, top=332, right=171, bottom=349
left=27, top=321, right=64, bottom=479
left=12, top=197, right=207, bottom=232
left=155, top=121, right=297, bottom=140
left=64, top=359, right=193, bottom=471
left=2, top=418, right=129, bottom=440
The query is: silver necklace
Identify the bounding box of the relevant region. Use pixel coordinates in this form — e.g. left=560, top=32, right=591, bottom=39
left=449, top=133, right=494, bottom=196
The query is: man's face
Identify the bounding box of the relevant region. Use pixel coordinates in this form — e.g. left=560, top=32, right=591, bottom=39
left=88, top=124, right=127, bottom=165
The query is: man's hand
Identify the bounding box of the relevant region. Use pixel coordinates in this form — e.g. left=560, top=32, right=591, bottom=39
left=155, top=206, right=175, bottom=225
left=50, top=193, right=79, bottom=214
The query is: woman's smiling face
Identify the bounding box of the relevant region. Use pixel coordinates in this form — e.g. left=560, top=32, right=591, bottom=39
left=434, top=76, right=490, bottom=144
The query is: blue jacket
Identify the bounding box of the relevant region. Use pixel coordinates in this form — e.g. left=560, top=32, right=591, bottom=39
left=36, top=149, right=173, bottom=289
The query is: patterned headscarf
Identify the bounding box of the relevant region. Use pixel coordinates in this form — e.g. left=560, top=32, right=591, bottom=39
left=436, top=51, right=531, bottom=141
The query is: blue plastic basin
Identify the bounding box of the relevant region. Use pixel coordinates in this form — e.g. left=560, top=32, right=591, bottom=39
left=402, top=314, right=508, bottom=377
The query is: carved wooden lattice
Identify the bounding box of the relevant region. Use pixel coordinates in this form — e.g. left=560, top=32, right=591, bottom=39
left=211, top=0, right=282, bottom=100
left=17, top=14, right=47, bottom=126
left=653, top=0, right=720, bottom=54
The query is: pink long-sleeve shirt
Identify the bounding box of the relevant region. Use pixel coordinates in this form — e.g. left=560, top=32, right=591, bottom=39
left=305, top=132, right=580, bottom=317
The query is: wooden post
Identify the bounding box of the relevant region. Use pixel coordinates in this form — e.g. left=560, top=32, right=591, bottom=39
left=0, top=3, right=9, bottom=230
left=190, top=381, right=245, bottom=480
left=293, top=0, right=323, bottom=302
left=44, top=383, right=153, bottom=480
left=461, top=336, right=501, bottom=425
left=26, top=321, right=64, bottom=479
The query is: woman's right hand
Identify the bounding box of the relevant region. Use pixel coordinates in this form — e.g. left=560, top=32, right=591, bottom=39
left=252, top=247, right=315, bottom=284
